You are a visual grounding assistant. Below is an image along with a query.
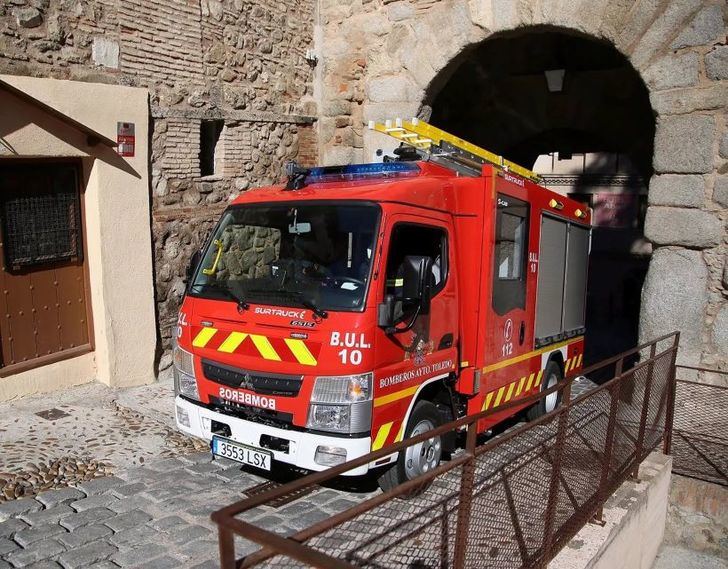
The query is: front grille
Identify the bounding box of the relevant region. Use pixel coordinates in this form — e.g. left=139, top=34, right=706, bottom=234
left=208, top=396, right=294, bottom=429
left=202, top=360, right=303, bottom=397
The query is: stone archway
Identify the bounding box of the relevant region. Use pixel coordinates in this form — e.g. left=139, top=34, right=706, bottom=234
left=425, top=27, right=655, bottom=366
left=319, top=0, right=727, bottom=369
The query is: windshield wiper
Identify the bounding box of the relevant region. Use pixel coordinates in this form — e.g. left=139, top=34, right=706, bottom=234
left=246, top=288, right=328, bottom=319
left=192, top=282, right=249, bottom=312
left=298, top=297, right=328, bottom=320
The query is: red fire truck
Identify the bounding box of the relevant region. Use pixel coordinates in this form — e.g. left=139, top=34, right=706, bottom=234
left=173, top=119, right=590, bottom=490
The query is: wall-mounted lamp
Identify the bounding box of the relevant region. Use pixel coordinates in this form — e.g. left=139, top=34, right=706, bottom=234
left=544, top=69, right=565, bottom=93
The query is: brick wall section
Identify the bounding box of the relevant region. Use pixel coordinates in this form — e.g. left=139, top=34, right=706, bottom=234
left=0, top=0, right=317, bottom=367
left=119, top=0, right=205, bottom=86
left=161, top=119, right=202, bottom=178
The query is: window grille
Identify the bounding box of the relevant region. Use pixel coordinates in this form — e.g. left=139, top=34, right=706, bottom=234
left=1, top=166, right=82, bottom=268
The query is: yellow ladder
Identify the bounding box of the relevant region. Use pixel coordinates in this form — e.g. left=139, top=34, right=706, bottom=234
left=368, top=117, right=540, bottom=182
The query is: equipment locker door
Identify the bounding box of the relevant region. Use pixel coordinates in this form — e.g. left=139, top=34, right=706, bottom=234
left=481, top=190, right=535, bottom=418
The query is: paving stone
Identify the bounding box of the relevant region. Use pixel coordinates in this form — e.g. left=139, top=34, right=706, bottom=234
left=213, top=467, right=249, bottom=483
left=110, top=542, right=168, bottom=566
left=143, top=485, right=191, bottom=503
left=35, top=489, right=85, bottom=509
left=75, top=477, right=125, bottom=496
left=0, top=561, right=10, bottom=569
left=5, top=538, right=65, bottom=567
left=177, top=537, right=218, bottom=560
left=21, top=505, right=74, bottom=526
left=14, top=524, right=67, bottom=547
left=144, top=458, right=187, bottom=472
left=0, top=498, right=42, bottom=522
left=110, top=483, right=146, bottom=499
left=104, top=509, right=152, bottom=532
left=0, top=536, right=20, bottom=556
left=56, top=541, right=117, bottom=569
left=84, top=563, right=118, bottom=569
left=0, top=518, right=29, bottom=538
left=107, top=525, right=156, bottom=548
left=305, top=489, right=340, bottom=506
left=167, top=524, right=212, bottom=545
left=150, top=515, right=188, bottom=532
left=69, top=494, right=119, bottom=513
left=178, top=452, right=213, bottom=465
left=107, top=494, right=152, bottom=514
left=156, top=497, right=195, bottom=514
left=211, top=456, right=237, bottom=469
left=24, top=562, right=61, bottom=569
left=59, top=507, right=115, bottom=531
left=185, top=463, right=223, bottom=476
left=324, top=498, right=359, bottom=513
left=57, top=524, right=113, bottom=549
left=134, top=555, right=179, bottom=569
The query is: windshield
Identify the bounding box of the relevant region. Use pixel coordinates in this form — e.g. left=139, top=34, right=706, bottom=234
left=189, top=203, right=380, bottom=312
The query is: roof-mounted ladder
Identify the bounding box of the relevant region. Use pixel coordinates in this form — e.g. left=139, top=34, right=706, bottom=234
left=368, top=117, right=540, bottom=183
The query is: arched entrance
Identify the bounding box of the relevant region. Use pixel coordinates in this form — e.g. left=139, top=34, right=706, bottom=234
left=426, top=28, right=655, bottom=369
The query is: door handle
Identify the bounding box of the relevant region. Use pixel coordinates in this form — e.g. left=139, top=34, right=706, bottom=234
left=519, top=321, right=525, bottom=345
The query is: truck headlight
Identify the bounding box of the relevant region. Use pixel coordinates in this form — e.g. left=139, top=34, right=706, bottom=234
left=173, top=343, right=200, bottom=402
left=306, top=373, right=372, bottom=434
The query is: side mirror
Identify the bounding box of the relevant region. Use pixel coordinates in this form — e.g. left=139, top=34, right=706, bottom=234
left=186, top=250, right=201, bottom=284
left=401, top=255, right=433, bottom=315
left=378, top=256, right=433, bottom=333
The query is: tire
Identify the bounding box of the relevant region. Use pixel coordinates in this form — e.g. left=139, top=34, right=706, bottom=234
left=378, top=400, right=443, bottom=494
left=526, top=360, right=563, bottom=421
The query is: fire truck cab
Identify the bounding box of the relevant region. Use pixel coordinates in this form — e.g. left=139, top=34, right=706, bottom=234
left=173, top=119, right=591, bottom=489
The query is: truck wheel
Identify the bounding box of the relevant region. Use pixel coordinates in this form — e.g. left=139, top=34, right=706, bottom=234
left=377, top=400, right=443, bottom=494
left=526, top=360, right=563, bottom=421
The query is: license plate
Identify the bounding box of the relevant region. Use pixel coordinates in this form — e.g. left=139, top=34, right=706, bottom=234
left=211, top=436, right=272, bottom=471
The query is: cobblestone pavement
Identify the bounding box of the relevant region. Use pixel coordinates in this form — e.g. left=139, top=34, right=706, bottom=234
left=0, top=374, right=598, bottom=568
left=0, top=451, right=377, bottom=568
left=0, top=372, right=209, bottom=501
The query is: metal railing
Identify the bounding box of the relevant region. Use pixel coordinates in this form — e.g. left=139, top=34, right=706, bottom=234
left=667, top=365, right=727, bottom=486
left=212, top=332, right=680, bottom=569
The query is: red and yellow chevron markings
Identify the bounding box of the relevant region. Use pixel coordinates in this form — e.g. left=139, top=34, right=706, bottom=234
left=565, top=353, right=583, bottom=374
left=191, top=327, right=320, bottom=366
left=480, top=352, right=583, bottom=412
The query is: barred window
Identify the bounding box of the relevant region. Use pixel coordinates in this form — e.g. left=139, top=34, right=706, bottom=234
left=1, top=164, right=82, bottom=268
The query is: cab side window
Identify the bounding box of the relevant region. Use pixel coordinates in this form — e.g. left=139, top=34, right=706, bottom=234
left=385, top=223, right=448, bottom=298
left=492, top=195, right=528, bottom=315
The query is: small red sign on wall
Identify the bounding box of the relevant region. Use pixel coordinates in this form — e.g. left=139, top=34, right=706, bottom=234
left=117, top=122, right=135, bottom=157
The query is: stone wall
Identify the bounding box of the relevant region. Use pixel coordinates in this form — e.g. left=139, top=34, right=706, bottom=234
left=0, top=0, right=318, bottom=364
left=316, top=0, right=728, bottom=371
left=664, top=475, right=727, bottom=555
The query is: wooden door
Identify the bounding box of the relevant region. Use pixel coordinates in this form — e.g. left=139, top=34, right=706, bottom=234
left=0, top=162, right=91, bottom=375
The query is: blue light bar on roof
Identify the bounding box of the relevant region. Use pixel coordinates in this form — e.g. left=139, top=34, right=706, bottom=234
left=307, top=161, right=420, bottom=183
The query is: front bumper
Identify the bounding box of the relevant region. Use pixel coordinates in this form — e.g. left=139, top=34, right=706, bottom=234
left=175, top=396, right=372, bottom=476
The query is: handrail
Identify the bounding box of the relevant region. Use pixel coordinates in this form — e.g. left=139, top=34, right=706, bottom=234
left=212, top=332, right=680, bottom=569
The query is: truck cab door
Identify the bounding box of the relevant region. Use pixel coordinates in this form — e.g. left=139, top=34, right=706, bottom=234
left=371, top=213, right=459, bottom=448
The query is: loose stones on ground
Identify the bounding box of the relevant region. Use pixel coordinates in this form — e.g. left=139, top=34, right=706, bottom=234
left=0, top=458, right=111, bottom=504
